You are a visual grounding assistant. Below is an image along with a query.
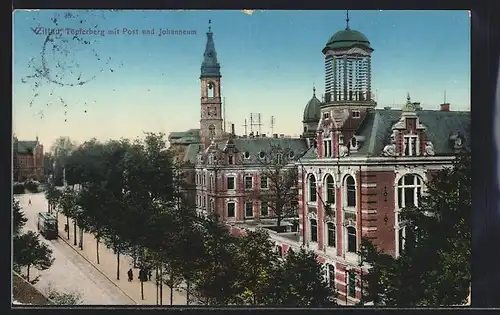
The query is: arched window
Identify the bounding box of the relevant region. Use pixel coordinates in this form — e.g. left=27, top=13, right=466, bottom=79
left=397, top=174, right=423, bottom=209
left=207, top=82, right=215, bottom=98
left=276, top=245, right=283, bottom=257
left=310, top=218, right=318, bottom=242
left=346, top=226, right=357, bottom=253
left=345, top=175, right=356, bottom=207
left=326, top=222, right=336, bottom=247
left=210, top=199, right=214, bottom=213
left=327, top=264, right=335, bottom=288
left=208, top=124, right=216, bottom=140
left=324, top=174, right=335, bottom=204
left=308, top=174, right=317, bottom=202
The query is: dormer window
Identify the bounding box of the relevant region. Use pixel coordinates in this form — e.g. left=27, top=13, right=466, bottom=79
left=323, top=137, right=332, bottom=158
left=259, top=151, right=266, bottom=159
left=228, top=155, right=234, bottom=165
left=351, top=137, right=357, bottom=148
left=323, top=112, right=330, bottom=119
left=276, top=154, right=283, bottom=165
left=404, top=135, right=419, bottom=156
left=352, top=110, right=360, bottom=118
left=243, top=151, right=250, bottom=159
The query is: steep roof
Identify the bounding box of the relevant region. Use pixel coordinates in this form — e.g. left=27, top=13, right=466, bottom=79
left=17, top=141, right=38, bottom=154
left=214, top=137, right=309, bottom=165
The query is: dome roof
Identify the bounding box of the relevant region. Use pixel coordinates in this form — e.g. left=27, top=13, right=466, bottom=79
left=323, top=27, right=371, bottom=52
left=303, top=88, right=321, bottom=123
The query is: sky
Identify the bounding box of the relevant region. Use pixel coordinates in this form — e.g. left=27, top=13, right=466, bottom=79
left=12, top=10, right=470, bottom=149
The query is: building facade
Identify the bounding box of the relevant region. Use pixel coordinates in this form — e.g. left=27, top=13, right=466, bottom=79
left=169, top=19, right=470, bottom=305
left=13, top=136, right=44, bottom=182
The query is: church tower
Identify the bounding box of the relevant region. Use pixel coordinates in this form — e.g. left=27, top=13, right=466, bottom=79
left=199, top=21, right=224, bottom=149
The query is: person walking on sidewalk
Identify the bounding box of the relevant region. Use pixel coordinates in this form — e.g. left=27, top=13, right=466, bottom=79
left=28, top=198, right=32, bottom=206
left=127, top=268, right=133, bottom=282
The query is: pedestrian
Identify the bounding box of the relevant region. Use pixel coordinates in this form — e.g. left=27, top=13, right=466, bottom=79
left=28, top=198, right=32, bottom=206
left=127, top=268, right=133, bottom=282
left=148, top=268, right=152, bottom=281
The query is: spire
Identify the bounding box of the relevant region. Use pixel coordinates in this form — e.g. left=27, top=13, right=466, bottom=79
left=201, top=20, right=221, bottom=78
left=346, top=10, right=350, bottom=30
left=402, top=92, right=415, bottom=113
left=407, top=92, right=411, bottom=103
left=444, top=90, right=447, bottom=103
left=313, top=84, right=316, bottom=97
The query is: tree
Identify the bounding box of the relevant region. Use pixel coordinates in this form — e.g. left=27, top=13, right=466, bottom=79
left=51, top=136, right=77, bottom=186
left=265, top=247, right=337, bottom=306
left=254, top=145, right=299, bottom=227
left=233, top=228, right=280, bottom=305
left=361, top=154, right=471, bottom=306
left=13, top=231, right=54, bottom=282
left=13, top=198, right=27, bottom=236
left=191, top=214, right=241, bottom=305
left=58, top=187, right=78, bottom=241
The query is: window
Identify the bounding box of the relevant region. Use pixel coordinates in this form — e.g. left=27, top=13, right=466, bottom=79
left=327, top=264, right=335, bottom=288
left=397, top=174, right=423, bottom=209
left=308, top=174, right=317, bottom=202
left=243, top=151, right=250, bottom=159
left=351, top=137, right=357, bottom=149
left=202, top=197, right=206, bottom=209
left=324, top=138, right=332, bottom=157
left=398, top=226, right=406, bottom=255
left=227, top=176, right=235, bottom=190
left=260, top=201, right=269, bottom=216
left=339, top=134, right=344, bottom=145
left=403, top=135, right=419, bottom=156
left=348, top=272, right=356, bottom=297
left=310, top=218, right=318, bottom=242
left=327, top=222, right=336, bottom=247
left=323, top=112, right=330, bottom=119
left=209, top=199, right=214, bottom=212
left=345, top=175, right=356, bottom=207
left=352, top=110, right=361, bottom=118
left=259, top=151, right=266, bottom=159
left=260, top=175, right=268, bottom=189
left=208, top=124, right=216, bottom=140
left=228, top=155, right=234, bottom=165
left=347, top=226, right=357, bottom=253
left=244, top=176, right=253, bottom=189
left=276, top=245, right=282, bottom=257
left=245, top=201, right=253, bottom=217
left=203, top=174, right=206, bottom=186
left=210, top=175, right=214, bottom=190
left=276, top=154, right=283, bottom=165
left=227, top=202, right=236, bottom=218
left=324, top=174, right=335, bottom=204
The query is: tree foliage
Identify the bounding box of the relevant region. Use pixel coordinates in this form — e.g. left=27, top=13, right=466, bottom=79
left=254, top=145, right=299, bottom=227
left=13, top=198, right=27, bottom=236
left=13, top=231, right=55, bottom=282
left=360, top=154, right=471, bottom=306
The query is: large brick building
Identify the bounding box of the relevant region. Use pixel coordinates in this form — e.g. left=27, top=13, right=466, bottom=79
left=169, top=19, right=470, bottom=305
left=13, top=136, right=44, bottom=182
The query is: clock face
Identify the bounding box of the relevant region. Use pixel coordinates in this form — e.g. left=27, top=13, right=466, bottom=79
left=208, top=107, right=216, bottom=117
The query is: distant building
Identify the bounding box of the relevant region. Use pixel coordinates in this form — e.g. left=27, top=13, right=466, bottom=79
left=169, top=17, right=470, bottom=305
left=13, top=136, right=44, bottom=182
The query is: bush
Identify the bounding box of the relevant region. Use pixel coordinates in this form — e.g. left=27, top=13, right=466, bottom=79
left=13, top=183, right=25, bottom=195
left=24, top=181, right=39, bottom=193
left=44, top=284, right=82, bottom=305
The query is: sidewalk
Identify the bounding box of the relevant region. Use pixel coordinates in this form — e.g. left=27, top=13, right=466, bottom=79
left=56, top=214, right=188, bottom=305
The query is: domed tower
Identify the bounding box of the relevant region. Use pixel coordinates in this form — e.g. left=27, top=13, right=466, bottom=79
left=302, top=87, right=321, bottom=147
left=323, top=11, right=375, bottom=108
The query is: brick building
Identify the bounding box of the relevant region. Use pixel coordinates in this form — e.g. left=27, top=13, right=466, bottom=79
left=13, top=136, right=44, bottom=182
left=169, top=19, right=470, bottom=305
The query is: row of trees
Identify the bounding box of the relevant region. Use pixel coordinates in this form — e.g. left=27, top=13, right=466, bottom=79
left=359, top=154, right=471, bottom=306
left=46, top=132, right=337, bottom=306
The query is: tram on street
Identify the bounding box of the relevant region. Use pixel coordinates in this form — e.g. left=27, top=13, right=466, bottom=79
left=37, top=212, right=58, bottom=240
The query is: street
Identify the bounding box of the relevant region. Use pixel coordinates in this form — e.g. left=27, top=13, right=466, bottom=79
left=16, top=193, right=135, bottom=305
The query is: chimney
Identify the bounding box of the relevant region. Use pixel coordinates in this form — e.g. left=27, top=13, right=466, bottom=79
left=440, top=103, right=450, bottom=112
left=231, top=124, right=235, bottom=135
left=273, top=133, right=278, bottom=138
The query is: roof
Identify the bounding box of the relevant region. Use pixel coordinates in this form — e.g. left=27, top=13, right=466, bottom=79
left=200, top=31, right=221, bottom=78
left=168, top=129, right=201, bottom=145
left=339, top=108, right=470, bottom=157
left=303, top=88, right=322, bottom=123
left=323, top=27, right=372, bottom=52
left=212, top=137, right=309, bottom=165
left=16, top=141, right=38, bottom=154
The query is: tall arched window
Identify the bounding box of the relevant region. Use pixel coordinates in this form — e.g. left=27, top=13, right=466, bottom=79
left=346, top=226, right=357, bottom=253
left=207, top=82, right=215, bottom=98
left=324, top=174, right=335, bottom=205
left=308, top=174, right=317, bottom=202
left=326, top=222, right=336, bottom=247
left=327, top=263, right=335, bottom=288
left=208, top=124, right=216, bottom=140
left=310, top=218, right=318, bottom=242
left=397, top=174, right=423, bottom=209
left=345, top=175, right=356, bottom=207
